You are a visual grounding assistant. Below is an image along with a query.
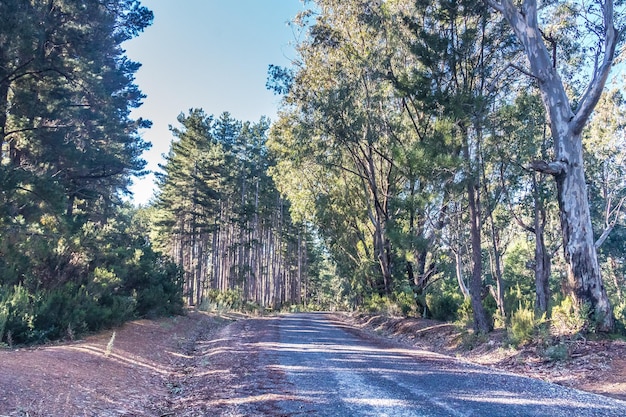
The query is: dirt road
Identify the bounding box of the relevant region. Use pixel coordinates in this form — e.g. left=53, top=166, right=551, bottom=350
left=3, top=312, right=626, bottom=416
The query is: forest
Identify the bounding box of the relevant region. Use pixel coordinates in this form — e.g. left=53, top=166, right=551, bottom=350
left=1, top=0, right=625, bottom=346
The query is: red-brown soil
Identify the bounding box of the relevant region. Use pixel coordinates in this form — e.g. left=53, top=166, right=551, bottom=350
left=1, top=311, right=625, bottom=416
left=0, top=311, right=233, bottom=416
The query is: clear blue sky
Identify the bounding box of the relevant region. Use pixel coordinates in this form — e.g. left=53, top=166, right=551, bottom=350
left=123, top=0, right=306, bottom=205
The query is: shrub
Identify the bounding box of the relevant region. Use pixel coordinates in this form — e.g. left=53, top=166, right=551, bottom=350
left=456, top=297, right=473, bottom=327
left=543, top=343, right=569, bottom=361
left=426, top=292, right=461, bottom=321
left=1, top=285, right=35, bottom=345
left=203, top=288, right=244, bottom=312
left=0, top=205, right=185, bottom=346
left=508, top=305, right=538, bottom=347
left=394, top=291, right=418, bottom=317
left=551, top=296, right=590, bottom=336
left=122, top=249, right=184, bottom=318
left=361, top=293, right=413, bottom=317
left=613, top=301, right=626, bottom=335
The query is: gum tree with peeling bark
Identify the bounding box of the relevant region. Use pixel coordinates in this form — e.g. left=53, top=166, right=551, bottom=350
left=486, top=0, right=623, bottom=331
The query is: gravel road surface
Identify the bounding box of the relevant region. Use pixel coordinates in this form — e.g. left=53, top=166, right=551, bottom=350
left=248, top=312, right=626, bottom=417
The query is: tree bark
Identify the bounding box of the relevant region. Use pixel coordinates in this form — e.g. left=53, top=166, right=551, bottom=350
left=487, top=0, right=616, bottom=331
left=555, top=156, right=613, bottom=329
left=467, top=178, right=490, bottom=333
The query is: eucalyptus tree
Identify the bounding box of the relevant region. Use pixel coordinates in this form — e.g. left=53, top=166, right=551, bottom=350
left=486, top=0, right=624, bottom=331
left=585, top=89, right=626, bottom=250
left=271, top=0, right=522, bottom=330
left=269, top=114, right=381, bottom=300
left=491, top=91, right=558, bottom=315
left=271, top=0, right=404, bottom=296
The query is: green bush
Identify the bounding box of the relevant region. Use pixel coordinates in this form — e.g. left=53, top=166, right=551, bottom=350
left=361, top=293, right=413, bottom=317
left=426, top=292, right=461, bottom=321
left=123, top=249, right=184, bottom=318
left=0, top=205, right=186, bottom=346
left=613, top=301, right=626, bottom=335
left=456, top=297, right=474, bottom=327
left=551, top=296, right=590, bottom=335
left=508, top=305, right=537, bottom=347
left=394, top=291, right=418, bottom=317
left=203, top=288, right=244, bottom=312
left=1, top=285, right=35, bottom=345
left=507, top=304, right=548, bottom=347
left=0, top=247, right=183, bottom=346
left=543, top=343, right=569, bottom=361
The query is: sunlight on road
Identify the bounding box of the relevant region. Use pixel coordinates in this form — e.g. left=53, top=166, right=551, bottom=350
left=255, top=313, right=626, bottom=417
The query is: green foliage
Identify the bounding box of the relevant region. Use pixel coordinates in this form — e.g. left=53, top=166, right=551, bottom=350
left=502, top=240, right=537, bottom=312
left=395, top=291, right=418, bottom=317
left=613, top=301, right=626, bottom=335
left=202, top=288, right=244, bottom=312
left=0, top=205, right=184, bottom=345
left=456, top=298, right=474, bottom=328
left=426, top=292, right=462, bottom=322
left=361, top=291, right=417, bottom=317
left=0, top=286, right=35, bottom=345
left=507, top=305, right=540, bottom=347
left=154, top=109, right=319, bottom=310
left=543, top=343, right=570, bottom=361
left=362, top=294, right=393, bottom=315
left=0, top=1, right=185, bottom=345
left=551, top=297, right=591, bottom=336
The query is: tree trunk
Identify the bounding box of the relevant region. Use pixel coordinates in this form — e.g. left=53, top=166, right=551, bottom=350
left=556, top=154, right=613, bottom=329
left=533, top=174, right=551, bottom=315
left=486, top=204, right=506, bottom=320
left=468, top=180, right=490, bottom=333
left=0, top=78, right=8, bottom=154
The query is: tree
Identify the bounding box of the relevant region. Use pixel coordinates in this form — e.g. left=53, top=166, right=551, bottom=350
left=156, top=110, right=215, bottom=304
left=0, top=0, right=152, bottom=224
left=493, top=91, right=557, bottom=315
left=272, top=0, right=401, bottom=296
left=486, top=0, right=622, bottom=331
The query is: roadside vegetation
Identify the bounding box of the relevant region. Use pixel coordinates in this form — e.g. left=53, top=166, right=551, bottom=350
left=2, top=0, right=626, bottom=351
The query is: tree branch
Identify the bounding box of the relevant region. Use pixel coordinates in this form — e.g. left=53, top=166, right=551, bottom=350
left=595, top=195, right=625, bottom=248
left=509, top=63, right=540, bottom=80
left=528, top=160, right=566, bottom=175
left=484, top=0, right=505, bottom=13
left=571, top=0, right=619, bottom=135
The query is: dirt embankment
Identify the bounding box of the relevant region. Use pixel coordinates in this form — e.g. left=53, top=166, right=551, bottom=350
left=0, top=311, right=233, bottom=416
left=337, top=312, right=626, bottom=402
